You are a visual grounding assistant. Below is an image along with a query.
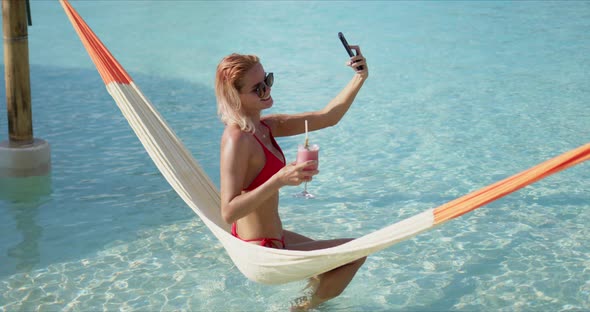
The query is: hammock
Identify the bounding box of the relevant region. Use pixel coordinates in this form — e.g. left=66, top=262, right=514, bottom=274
left=60, top=0, right=590, bottom=285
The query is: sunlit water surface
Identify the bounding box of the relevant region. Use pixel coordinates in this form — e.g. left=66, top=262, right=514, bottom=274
left=1, top=1, right=589, bottom=311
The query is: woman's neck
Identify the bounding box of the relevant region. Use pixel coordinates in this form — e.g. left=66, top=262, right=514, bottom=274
left=244, top=112, right=261, bottom=125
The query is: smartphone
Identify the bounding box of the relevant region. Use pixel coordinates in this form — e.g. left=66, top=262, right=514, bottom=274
left=338, top=32, right=363, bottom=70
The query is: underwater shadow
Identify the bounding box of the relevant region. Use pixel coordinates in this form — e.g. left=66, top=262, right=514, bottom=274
left=0, top=64, right=220, bottom=277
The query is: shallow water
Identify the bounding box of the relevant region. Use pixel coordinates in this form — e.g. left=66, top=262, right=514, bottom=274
left=1, top=1, right=589, bottom=311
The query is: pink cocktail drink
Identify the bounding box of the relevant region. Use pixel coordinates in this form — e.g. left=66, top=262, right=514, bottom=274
left=294, top=144, right=319, bottom=199
left=296, top=144, right=319, bottom=170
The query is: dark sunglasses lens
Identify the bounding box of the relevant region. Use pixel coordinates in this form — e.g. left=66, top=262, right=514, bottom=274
left=265, top=73, right=274, bottom=88
left=254, top=73, right=273, bottom=98
left=256, top=84, right=266, bottom=98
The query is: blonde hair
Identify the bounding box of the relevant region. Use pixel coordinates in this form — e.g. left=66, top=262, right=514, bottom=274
left=215, top=53, right=260, bottom=133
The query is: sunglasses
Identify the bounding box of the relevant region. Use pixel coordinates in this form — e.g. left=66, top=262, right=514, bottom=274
left=251, top=72, right=274, bottom=98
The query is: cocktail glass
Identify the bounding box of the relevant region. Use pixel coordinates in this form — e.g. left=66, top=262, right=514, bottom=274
left=293, top=144, right=319, bottom=199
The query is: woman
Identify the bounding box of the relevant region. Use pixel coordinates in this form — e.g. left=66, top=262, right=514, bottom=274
left=215, top=45, right=368, bottom=310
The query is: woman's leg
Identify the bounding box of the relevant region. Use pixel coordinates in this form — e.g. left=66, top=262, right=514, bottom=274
left=283, top=230, right=367, bottom=310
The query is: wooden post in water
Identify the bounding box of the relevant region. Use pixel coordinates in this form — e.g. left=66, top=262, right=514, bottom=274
left=3, top=0, right=33, bottom=144
left=0, top=0, right=51, bottom=179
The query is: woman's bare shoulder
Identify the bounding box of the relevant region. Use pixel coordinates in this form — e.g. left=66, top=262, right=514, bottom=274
left=222, top=125, right=253, bottom=151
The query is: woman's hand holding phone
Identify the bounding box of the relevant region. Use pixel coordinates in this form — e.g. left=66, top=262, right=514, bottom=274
left=338, top=32, right=365, bottom=71
left=338, top=32, right=367, bottom=78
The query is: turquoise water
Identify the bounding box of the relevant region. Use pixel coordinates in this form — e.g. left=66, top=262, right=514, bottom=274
left=1, top=1, right=589, bottom=311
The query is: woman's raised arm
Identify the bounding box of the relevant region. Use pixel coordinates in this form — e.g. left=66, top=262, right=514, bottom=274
left=266, top=45, right=369, bottom=137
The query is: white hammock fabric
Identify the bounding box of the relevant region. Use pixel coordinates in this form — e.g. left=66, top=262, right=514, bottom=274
left=61, top=0, right=590, bottom=285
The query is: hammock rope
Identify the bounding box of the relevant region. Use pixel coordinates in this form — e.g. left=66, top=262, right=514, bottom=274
left=60, top=0, right=590, bottom=285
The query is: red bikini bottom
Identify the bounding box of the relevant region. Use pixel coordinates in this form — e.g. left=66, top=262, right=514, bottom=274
left=231, top=223, right=285, bottom=249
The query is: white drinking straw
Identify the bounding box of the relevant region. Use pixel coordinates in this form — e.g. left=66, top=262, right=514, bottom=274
left=304, top=120, right=309, bottom=148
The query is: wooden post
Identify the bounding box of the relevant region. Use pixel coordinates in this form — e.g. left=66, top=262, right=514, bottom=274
left=2, top=0, right=33, bottom=146
left=0, top=0, right=50, bottom=179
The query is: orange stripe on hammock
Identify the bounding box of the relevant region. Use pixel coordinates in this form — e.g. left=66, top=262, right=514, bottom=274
left=434, top=143, right=590, bottom=225
left=60, top=0, right=132, bottom=85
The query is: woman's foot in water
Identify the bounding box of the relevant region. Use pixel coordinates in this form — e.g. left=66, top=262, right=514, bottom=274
left=290, top=276, right=321, bottom=311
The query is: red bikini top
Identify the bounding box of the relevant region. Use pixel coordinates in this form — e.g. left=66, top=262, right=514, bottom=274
left=243, top=122, right=286, bottom=191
